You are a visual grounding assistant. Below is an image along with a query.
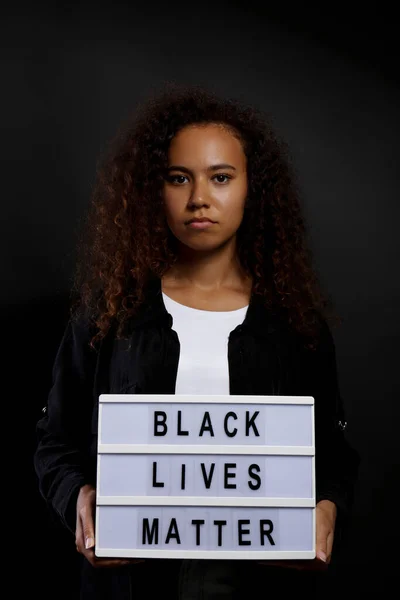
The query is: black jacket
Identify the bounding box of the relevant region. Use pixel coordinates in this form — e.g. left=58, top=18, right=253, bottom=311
left=34, top=277, right=359, bottom=597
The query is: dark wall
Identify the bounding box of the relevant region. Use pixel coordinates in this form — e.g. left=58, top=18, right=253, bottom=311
left=4, top=4, right=399, bottom=598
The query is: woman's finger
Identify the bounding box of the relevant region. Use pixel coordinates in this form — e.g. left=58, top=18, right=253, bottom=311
left=84, top=547, right=144, bottom=568
left=316, top=518, right=329, bottom=563
left=75, top=506, right=84, bottom=553
left=80, top=503, right=95, bottom=550
left=326, top=530, right=335, bottom=564
left=316, top=500, right=337, bottom=564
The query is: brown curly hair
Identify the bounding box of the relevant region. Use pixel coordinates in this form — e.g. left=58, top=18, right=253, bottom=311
left=71, top=83, right=340, bottom=350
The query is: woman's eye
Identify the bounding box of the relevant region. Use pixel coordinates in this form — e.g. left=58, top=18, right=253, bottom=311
left=166, top=173, right=231, bottom=185
left=213, top=174, right=231, bottom=184
left=167, top=175, right=188, bottom=184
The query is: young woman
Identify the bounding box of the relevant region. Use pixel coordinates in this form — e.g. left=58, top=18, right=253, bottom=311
left=34, top=84, right=359, bottom=599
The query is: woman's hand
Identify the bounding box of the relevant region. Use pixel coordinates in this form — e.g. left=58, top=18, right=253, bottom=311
left=257, top=499, right=337, bottom=571
left=315, top=499, right=337, bottom=564
left=75, top=484, right=144, bottom=568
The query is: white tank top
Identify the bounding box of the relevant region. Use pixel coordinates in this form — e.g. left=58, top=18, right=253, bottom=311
left=162, top=293, right=248, bottom=395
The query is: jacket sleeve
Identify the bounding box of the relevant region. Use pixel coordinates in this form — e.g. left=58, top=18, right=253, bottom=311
left=33, top=313, right=99, bottom=536
left=297, top=318, right=360, bottom=519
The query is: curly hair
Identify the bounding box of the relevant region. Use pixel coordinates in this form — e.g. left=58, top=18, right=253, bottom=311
left=71, top=83, right=340, bottom=350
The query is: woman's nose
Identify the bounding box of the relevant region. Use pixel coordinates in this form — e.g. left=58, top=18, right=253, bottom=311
left=188, top=178, right=210, bottom=208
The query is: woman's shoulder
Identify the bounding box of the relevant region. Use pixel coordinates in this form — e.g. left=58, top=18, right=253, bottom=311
left=67, top=305, right=106, bottom=354
left=276, top=306, right=334, bottom=355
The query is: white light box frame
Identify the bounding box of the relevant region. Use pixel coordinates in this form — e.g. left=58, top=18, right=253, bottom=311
left=95, top=394, right=315, bottom=561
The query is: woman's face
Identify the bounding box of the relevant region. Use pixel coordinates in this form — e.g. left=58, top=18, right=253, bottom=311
left=162, top=123, right=248, bottom=252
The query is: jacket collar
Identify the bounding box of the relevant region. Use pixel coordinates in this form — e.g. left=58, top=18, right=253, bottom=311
left=130, top=275, right=289, bottom=339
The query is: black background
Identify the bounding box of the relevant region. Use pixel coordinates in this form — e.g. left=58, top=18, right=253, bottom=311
left=3, top=2, right=399, bottom=598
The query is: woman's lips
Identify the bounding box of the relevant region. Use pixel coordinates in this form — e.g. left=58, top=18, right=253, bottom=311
left=187, top=220, right=215, bottom=230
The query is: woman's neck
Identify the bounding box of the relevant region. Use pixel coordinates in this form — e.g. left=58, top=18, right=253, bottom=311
left=165, top=237, right=248, bottom=292
left=162, top=237, right=252, bottom=311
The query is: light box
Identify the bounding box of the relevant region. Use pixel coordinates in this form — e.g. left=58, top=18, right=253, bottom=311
left=95, top=395, right=315, bottom=560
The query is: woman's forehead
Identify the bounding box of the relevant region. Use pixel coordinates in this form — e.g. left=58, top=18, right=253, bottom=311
left=168, top=124, right=246, bottom=167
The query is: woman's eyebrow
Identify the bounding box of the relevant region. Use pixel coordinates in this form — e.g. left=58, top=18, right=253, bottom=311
left=166, top=164, right=237, bottom=173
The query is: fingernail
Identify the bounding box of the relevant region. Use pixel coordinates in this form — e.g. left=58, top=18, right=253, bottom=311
left=318, top=551, right=327, bottom=562
left=85, top=537, right=94, bottom=549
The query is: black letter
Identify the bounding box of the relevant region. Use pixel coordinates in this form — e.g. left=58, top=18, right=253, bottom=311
left=260, top=520, right=275, bottom=546
left=199, top=411, right=214, bottom=436
left=224, top=463, right=237, bottom=489
left=238, top=520, right=251, bottom=546
left=142, top=518, right=159, bottom=544
left=245, top=411, right=260, bottom=436
left=248, top=464, right=261, bottom=490
left=224, top=412, right=238, bottom=437
left=154, top=411, right=167, bottom=436
left=191, top=519, right=205, bottom=545
left=177, top=410, right=189, bottom=436
left=200, top=463, right=215, bottom=489
left=152, top=462, right=164, bottom=488
left=213, top=520, right=227, bottom=547
left=165, top=518, right=181, bottom=544
left=181, top=464, right=186, bottom=490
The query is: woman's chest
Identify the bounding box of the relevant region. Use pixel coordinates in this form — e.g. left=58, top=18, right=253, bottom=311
left=103, top=326, right=292, bottom=398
